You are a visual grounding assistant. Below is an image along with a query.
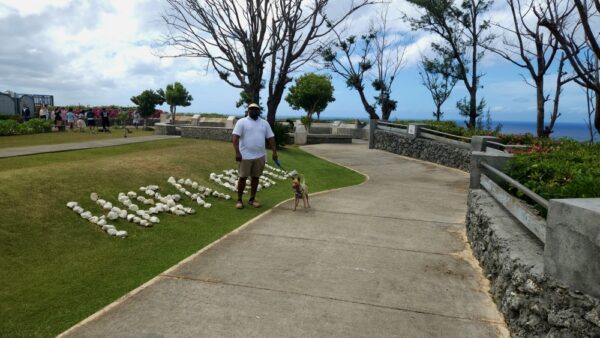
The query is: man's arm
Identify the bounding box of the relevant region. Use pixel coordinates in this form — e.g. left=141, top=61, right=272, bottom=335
left=232, top=134, right=242, bottom=161
left=267, top=137, right=278, bottom=161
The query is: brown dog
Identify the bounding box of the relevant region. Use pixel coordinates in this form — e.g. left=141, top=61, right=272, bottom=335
left=292, top=175, right=310, bottom=211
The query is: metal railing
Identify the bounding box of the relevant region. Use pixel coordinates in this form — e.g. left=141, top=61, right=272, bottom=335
left=480, top=161, right=549, bottom=210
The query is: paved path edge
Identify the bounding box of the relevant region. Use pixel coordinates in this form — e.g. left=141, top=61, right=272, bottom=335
left=57, top=149, right=369, bottom=338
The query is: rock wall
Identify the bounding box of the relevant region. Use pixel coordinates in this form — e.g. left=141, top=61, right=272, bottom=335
left=373, top=129, right=471, bottom=172
left=180, top=126, right=232, bottom=142
left=154, top=123, right=180, bottom=136
left=466, top=189, right=600, bottom=337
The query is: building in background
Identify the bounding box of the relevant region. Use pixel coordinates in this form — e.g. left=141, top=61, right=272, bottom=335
left=0, top=91, right=54, bottom=116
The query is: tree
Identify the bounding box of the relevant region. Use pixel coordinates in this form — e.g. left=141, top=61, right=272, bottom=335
left=419, top=55, right=459, bottom=121
left=285, top=73, right=335, bottom=121
left=165, top=82, right=193, bottom=124
left=162, top=0, right=373, bottom=126
left=487, top=0, right=578, bottom=137
left=130, top=89, right=165, bottom=129
left=321, top=29, right=380, bottom=119
left=538, top=0, right=600, bottom=134
left=405, top=0, right=495, bottom=128
left=371, top=5, right=406, bottom=121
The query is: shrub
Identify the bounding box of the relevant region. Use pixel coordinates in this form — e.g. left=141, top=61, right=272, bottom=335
left=0, top=115, right=23, bottom=123
left=0, top=119, right=20, bottom=136
left=505, top=140, right=600, bottom=201
left=0, top=118, right=53, bottom=136
left=272, top=122, right=291, bottom=149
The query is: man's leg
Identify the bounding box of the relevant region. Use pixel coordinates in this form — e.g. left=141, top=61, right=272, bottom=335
left=237, top=177, right=246, bottom=202
left=250, top=177, right=259, bottom=200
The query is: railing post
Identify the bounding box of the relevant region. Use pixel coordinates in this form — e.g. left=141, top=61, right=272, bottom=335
left=368, top=119, right=377, bottom=149
left=545, top=199, right=600, bottom=298
left=471, top=136, right=501, bottom=151
left=470, top=151, right=512, bottom=189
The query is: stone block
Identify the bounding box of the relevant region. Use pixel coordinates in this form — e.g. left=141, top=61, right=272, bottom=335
left=470, top=151, right=512, bottom=189
left=545, top=199, right=600, bottom=298
left=294, top=124, right=307, bottom=145
left=471, top=136, right=500, bottom=151
left=225, top=116, right=238, bottom=128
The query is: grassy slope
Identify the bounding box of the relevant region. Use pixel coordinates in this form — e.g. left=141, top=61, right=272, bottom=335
left=0, top=129, right=154, bottom=149
left=0, top=139, right=364, bottom=337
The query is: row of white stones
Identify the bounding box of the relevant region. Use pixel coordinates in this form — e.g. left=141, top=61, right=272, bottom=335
left=167, top=176, right=231, bottom=206
left=209, top=169, right=278, bottom=192
left=66, top=201, right=128, bottom=238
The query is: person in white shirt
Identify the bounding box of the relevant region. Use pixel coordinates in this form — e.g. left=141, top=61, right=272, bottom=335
left=39, top=104, right=49, bottom=120
left=232, top=103, right=278, bottom=209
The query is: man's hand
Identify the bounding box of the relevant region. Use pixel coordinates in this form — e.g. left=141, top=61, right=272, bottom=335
left=272, top=153, right=278, bottom=162
left=236, top=152, right=242, bottom=162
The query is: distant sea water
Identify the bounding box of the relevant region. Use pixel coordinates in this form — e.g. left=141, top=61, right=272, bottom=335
left=489, top=121, right=593, bottom=142
left=274, top=114, right=596, bottom=142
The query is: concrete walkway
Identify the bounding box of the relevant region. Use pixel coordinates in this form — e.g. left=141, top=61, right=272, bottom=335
left=60, top=143, right=509, bottom=337
left=0, top=135, right=179, bottom=158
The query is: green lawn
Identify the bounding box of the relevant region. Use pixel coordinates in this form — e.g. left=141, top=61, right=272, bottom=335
left=0, top=139, right=364, bottom=337
left=0, top=128, right=154, bottom=149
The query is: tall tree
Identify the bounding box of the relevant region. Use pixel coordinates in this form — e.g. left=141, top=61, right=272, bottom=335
left=162, top=0, right=373, bottom=126
left=321, top=29, right=380, bottom=119
left=165, top=82, right=193, bottom=124
left=419, top=55, right=459, bottom=121
left=405, top=0, right=495, bottom=128
left=285, top=73, right=335, bottom=121
left=538, top=0, right=600, bottom=133
left=130, top=89, right=165, bottom=129
left=371, top=5, right=406, bottom=121
left=486, top=0, right=566, bottom=137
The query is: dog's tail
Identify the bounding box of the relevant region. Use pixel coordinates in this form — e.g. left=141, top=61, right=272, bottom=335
left=299, top=174, right=308, bottom=194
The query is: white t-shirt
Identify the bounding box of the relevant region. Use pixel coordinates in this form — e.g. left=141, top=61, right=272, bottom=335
left=232, top=117, right=275, bottom=160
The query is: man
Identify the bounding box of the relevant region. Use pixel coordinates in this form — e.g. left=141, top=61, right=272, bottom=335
left=100, top=108, right=110, bottom=132
left=86, top=109, right=96, bottom=132
left=232, top=103, right=278, bottom=209
left=22, top=105, right=31, bottom=121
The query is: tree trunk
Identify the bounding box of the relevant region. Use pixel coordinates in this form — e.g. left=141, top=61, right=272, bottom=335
left=536, top=78, right=545, bottom=138
left=171, top=105, right=177, bottom=125
left=468, top=88, right=477, bottom=129
left=266, top=90, right=283, bottom=127
left=594, top=91, right=600, bottom=133
left=357, top=88, right=380, bottom=120
left=595, top=53, right=600, bottom=134
left=436, top=104, right=442, bottom=121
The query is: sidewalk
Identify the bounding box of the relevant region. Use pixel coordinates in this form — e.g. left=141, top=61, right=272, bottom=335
left=0, top=135, right=179, bottom=158
left=60, top=143, right=509, bottom=337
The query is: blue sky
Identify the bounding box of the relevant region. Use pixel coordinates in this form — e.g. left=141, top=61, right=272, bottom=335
left=0, top=0, right=591, bottom=123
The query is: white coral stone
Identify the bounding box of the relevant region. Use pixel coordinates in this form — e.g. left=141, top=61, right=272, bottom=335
left=116, top=230, right=127, bottom=238
left=90, top=193, right=98, bottom=201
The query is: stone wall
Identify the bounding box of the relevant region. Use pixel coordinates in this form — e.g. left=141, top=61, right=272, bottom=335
left=373, top=129, right=471, bottom=172
left=180, top=125, right=232, bottom=142
left=154, top=123, right=180, bottom=136
left=467, top=189, right=600, bottom=337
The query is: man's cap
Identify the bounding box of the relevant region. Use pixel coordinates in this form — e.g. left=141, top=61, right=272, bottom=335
left=248, top=103, right=260, bottom=110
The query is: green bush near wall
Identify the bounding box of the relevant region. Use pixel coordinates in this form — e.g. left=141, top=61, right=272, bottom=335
left=0, top=118, right=54, bottom=136
left=505, top=140, right=600, bottom=200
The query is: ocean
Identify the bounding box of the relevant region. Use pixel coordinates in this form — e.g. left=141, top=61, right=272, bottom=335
left=490, top=121, right=594, bottom=142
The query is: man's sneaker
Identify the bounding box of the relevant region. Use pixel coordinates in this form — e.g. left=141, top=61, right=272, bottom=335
left=248, top=198, right=261, bottom=208
left=235, top=200, right=244, bottom=209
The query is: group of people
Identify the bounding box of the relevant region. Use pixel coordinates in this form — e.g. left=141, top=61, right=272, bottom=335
left=26, top=105, right=142, bottom=132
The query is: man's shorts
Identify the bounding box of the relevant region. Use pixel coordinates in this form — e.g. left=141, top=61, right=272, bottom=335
left=239, top=156, right=265, bottom=178
left=87, top=119, right=95, bottom=126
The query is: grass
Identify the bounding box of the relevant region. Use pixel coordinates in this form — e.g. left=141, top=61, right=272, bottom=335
left=0, top=128, right=154, bottom=149
left=0, top=139, right=365, bottom=337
